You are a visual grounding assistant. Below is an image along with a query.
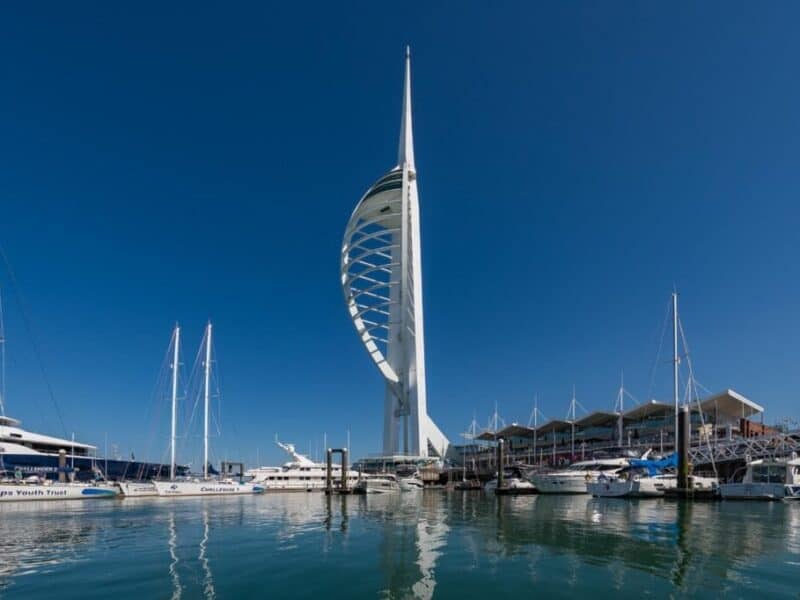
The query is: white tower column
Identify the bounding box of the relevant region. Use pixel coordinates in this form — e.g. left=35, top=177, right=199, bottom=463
left=342, top=48, right=449, bottom=458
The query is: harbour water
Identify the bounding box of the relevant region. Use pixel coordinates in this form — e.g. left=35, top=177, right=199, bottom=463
left=1, top=493, right=798, bottom=598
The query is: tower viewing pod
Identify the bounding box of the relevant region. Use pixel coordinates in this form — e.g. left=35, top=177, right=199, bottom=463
left=341, top=49, right=449, bottom=459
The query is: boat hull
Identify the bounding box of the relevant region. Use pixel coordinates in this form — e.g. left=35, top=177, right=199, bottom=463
left=588, top=478, right=666, bottom=498
left=0, top=452, right=187, bottom=482
left=117, top=482, right=159, bottom=497
left=485, top=478, right=537, bottom=494
left=532, top=475, right=590, bottom=494
left=398, top=477, right=424, bottom=491
left=354, top=479, right=400, bottom=494
left=152, top=480, right=265, bottom=497
left=0, top=483, right=119, bottom=502
left=256, top=479, right=361, bottom=492
left=720, top=482, right=800, bottom=501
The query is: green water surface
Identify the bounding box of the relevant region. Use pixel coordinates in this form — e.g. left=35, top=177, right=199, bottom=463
left=0, top=492, right=797, bottom=598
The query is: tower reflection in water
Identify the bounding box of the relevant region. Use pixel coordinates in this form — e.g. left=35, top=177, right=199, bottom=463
left=325, top=492, right=450, bottom=600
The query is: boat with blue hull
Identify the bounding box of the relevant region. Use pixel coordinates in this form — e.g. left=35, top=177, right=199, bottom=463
left=0, top=287, right=182, bottom=484
left=0, top=415, right=186, bottom=482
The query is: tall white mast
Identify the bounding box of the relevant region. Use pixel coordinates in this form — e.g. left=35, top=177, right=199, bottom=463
left=170, top=324, right=180, bottom=480
left=617, top=372, right=624, bottom=444
left=203, top=322, right=212, bottom=480
left=569, top=386, right=576, bottom=458
left=533, top=395, right=538, bottom=465
left=0, top=288, right=6, bottom=417
left=672, top=292, right=680, bottom=441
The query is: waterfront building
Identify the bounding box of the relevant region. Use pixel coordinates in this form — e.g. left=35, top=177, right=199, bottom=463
left=341, top=49, right=448, bottom=460
left=454, top=389, right=800, bottom=479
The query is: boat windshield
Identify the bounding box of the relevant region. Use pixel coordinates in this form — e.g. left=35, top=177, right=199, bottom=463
left=752, top=465, right=786, bottom=484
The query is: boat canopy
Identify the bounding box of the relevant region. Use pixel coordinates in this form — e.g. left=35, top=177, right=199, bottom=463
left=629, top=453, right=677, bottom=476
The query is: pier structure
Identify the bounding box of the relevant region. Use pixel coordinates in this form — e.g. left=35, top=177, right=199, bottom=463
left=452, top=389, right=799, bottom=481
left=341, top=48, right=448, bottom=460
left=325, top=448, right=352, bottom=495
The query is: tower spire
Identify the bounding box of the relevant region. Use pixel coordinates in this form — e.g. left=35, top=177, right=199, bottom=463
left=398, top=46, right=415, bottom=170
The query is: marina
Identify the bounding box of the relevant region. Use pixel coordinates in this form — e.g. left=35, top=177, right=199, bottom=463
left=2, top=2, right=800, bottom=597
left=1, top=491, right=799, bottom=598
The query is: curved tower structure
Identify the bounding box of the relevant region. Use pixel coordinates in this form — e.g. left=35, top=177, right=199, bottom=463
left=341, top=49, right=449, bottom=458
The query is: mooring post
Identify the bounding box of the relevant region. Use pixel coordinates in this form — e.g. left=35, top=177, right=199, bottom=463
left=58, top=449, right=67, bottom=483
left=497, top=438, right=505, bottom=489
left=341, top=448, right=349, bottom=492
left=326, top=448, right=333, bottom=494
left=678, top=405, right=690, bottom=491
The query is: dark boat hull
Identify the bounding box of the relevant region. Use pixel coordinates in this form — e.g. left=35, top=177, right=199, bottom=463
left=0, top=453, right=188, bottom=482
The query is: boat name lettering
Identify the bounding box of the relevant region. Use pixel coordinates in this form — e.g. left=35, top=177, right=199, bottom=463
left=0, top=488, right=69, bottom=498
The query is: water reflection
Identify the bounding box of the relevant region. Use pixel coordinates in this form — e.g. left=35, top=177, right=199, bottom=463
left=168, top=512, right=181, bottom=600
left=471, top=492, right=800, bottom=595
left=0, top=501, right=101, bottom=591
left=324, top=492, right=450, bottom=599
left=199, top=508, right=216, bottom=600
left=0, top=493, right=797, bottom=597
left=163, top=504, right=218, bottom=600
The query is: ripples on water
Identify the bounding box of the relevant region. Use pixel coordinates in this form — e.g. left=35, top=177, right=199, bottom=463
left=0, top=493, right=798, bottom=598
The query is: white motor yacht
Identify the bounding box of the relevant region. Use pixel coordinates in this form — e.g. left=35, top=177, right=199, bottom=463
left=484, top=477, right=536, bottom=494
left=398, top=474, right=424, bottom=491
left=354, top=474, right=401, bottom=494
left=484, top=466, right=537, bottom=494
left=245, top=441, right=361, bottom=492
left=532, top=458, right=629, bottom=494
left=587, top=467, right=718, bottom=498
left=720, top=456, right=800, bottom=501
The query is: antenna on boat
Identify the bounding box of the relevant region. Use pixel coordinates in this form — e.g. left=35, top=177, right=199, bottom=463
left=203, top=321, right=213, bottom=480
left=170, top=323, right=180, bottom=481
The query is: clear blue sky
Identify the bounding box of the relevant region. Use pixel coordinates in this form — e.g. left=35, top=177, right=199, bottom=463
left=1, top=3, right=798, bottom=466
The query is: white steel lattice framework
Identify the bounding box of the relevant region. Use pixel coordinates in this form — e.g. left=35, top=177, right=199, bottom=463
left=341, top=49, right=449, bottom=458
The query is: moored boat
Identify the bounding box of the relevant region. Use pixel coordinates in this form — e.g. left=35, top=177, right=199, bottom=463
left=153, top=478, right=264, bottom=497
left=116, top=481, right=159, bottom=497
left=485, top=466, right=537, bottom=494
left=532, top=458, right=629, bottom=494
left=0, top=478, right=118, bottom=502
left=354, top=474, right=400, bottom=494
left=587, top=452, right=718, bottom=498
left=153, top=323, right=264, bottom=498
left=398, top=474, right=424, bottom=491
left=719, top=456, right=800, bottom=501
left=245, top=440, right=360, bottom=492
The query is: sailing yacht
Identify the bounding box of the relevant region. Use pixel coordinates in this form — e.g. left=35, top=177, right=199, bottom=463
left=244, top=440, right=360, bottom=491
left=151, top=323, right=264, bottom=497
